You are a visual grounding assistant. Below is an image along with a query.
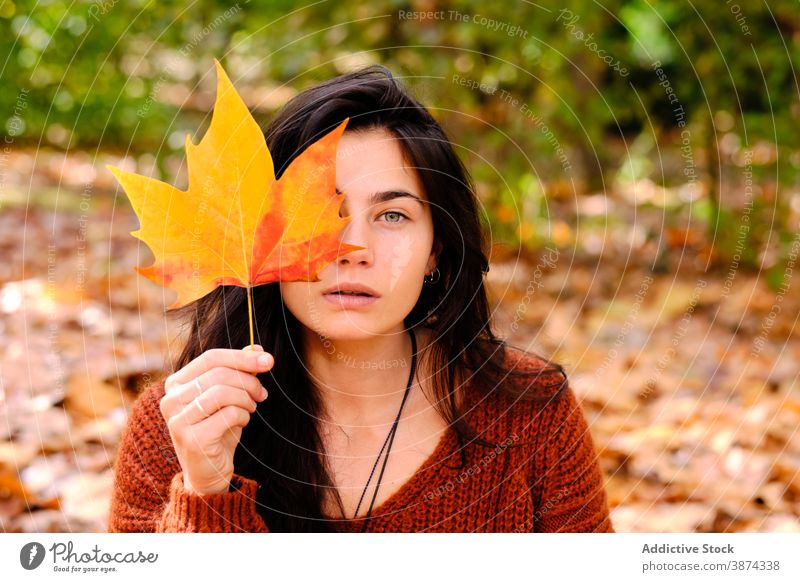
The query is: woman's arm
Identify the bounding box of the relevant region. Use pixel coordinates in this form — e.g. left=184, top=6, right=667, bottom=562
left=107, top=380, right=269, bottom=533
left=530, top=385, right=615, bottom=533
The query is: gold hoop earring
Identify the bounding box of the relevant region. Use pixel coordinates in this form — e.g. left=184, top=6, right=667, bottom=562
left=424, top=268, right=440, bottom=284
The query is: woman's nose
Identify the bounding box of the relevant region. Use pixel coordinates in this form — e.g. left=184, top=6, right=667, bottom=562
left=337, top=211, right=373, bottom=265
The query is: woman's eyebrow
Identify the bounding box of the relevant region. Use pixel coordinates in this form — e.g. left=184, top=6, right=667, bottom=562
left=335, top=188, right=425, bottom=206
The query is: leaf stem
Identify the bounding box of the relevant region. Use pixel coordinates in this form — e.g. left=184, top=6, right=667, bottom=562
left=246, top=283, right=255, bottom=348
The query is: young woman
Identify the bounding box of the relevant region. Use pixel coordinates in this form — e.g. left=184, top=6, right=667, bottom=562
left=108, top=65, right=614, bottom=533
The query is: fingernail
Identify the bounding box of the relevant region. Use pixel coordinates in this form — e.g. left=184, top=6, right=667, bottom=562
left=258, top=354, right=273, bottom=368
left=261, top=387, right=268, bottom=399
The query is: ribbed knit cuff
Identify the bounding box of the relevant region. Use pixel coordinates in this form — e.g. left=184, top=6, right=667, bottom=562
left=156, top=472, right=268, bottom=532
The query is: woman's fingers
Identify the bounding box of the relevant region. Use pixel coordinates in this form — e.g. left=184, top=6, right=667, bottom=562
left=172, top=405, right=253, bottom=449
left=165, top=347, right=274, bottom=389
left=174, top=384, right=260, bottom=426
left=171, top=367, right=268, bottom=406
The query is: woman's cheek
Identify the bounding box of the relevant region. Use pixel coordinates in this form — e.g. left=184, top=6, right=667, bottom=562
left=392, top=251, right=429, bottom=306
left=280, top=283, right=319, bottom=330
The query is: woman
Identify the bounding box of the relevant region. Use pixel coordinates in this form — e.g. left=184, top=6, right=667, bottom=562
left=108, top=65, right=614, bottom=533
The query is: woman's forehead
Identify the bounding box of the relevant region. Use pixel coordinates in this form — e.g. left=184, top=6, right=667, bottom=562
left=335, top=129, right=426, bottom=201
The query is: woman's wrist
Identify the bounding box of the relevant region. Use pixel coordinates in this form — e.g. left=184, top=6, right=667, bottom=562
left=183, top=474, right=230, bottom=496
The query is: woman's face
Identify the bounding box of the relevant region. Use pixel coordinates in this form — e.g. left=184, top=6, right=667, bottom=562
left=280, top=127, right=437, bottom=342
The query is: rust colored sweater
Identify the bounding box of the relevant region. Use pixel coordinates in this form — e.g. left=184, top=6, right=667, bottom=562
left=108, top=351, right=614, bottom=533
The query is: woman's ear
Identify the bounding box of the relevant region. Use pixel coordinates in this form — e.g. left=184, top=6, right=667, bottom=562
left=426, top=240, right=442, bottom=273
left=430, top=239, right=443, bottom=264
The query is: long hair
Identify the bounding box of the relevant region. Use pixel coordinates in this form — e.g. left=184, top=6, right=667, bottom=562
left=167, top=65, right=568, bottom=531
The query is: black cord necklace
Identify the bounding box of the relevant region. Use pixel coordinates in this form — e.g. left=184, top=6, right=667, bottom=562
left=353, top=327, right=417, bottom=532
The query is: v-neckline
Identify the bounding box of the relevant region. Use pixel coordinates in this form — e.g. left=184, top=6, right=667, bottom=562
left=328, top=422, right=459, bottom=530
left=324, top=338, right=478, bottom=531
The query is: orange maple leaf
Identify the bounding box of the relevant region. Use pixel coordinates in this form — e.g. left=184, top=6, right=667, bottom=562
left=107, top=59, right=362, bottom=317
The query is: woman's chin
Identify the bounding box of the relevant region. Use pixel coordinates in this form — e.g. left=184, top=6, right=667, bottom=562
left=306, top=317, right=399, bottom=343
left=313, top=326, right=379, bottom=342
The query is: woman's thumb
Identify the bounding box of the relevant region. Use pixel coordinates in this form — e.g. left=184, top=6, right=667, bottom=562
left=242, top=344, right=264, bottom=352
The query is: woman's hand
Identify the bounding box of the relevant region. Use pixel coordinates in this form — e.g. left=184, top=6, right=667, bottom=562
left=159, top=345, right=273, bottom=495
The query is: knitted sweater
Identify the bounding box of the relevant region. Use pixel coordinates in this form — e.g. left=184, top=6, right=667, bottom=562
left=108, top=351, right=614, bottom=533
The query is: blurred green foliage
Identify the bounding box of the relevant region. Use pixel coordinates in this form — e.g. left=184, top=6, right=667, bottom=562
left=1, top=0, right=798, bottom=276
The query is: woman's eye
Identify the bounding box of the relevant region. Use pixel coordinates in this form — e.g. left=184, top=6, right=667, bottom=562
left=380, top=211, right=408, bottom=224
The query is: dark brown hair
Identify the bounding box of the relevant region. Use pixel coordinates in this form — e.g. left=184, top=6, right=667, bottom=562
left=167, top=65, right=567, bottom=531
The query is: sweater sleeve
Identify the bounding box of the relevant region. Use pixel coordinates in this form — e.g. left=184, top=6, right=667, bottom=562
left=156, top=472, right=269, bottom=532
left=107, top=379, right=270, bottom=533
left=530, top=385, right=614, bottom=533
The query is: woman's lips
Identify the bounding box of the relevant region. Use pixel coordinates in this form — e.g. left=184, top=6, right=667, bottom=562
left=322, top=293, right=379, bottom=309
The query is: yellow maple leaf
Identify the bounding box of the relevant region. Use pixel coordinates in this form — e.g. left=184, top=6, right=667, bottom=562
left=107, top=60, right=362, bottom=325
